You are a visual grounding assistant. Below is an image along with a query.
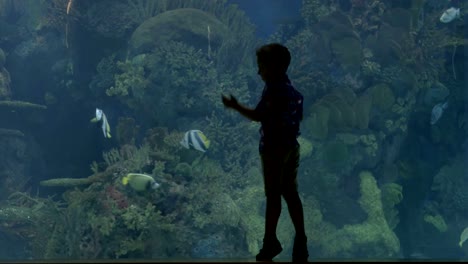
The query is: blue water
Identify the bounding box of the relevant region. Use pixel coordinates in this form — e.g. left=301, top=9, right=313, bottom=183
left=0, top=0, right=466, bottom=261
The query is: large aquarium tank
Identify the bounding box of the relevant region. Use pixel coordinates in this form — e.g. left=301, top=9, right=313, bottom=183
left=0, top=0, right=466, bottom=261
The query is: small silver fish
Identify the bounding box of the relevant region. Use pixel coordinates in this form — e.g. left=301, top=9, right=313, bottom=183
left=440, top=7, right=460, bottom=23
left=430, top=101, right=448, bottom=125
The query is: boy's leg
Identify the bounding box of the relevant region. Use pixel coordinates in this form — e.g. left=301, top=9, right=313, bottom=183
left=283, top=190, right=306, bottom=238
left=264, top=193, right=282, bottom=241
left=282, top=144, right=308, bottom=261
left=257, top=152, right=283, bottom=261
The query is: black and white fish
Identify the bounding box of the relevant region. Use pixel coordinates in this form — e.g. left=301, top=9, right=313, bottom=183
left=430, top=101, right=448, bottom=125
left=180, top=130, right=210, bottom=152
left=90, top=108, right=111, bottom=138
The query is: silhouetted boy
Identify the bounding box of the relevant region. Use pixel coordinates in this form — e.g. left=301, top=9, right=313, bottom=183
left=222, top=43, right=308, bottom=262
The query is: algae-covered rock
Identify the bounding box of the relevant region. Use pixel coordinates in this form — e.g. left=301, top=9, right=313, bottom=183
left=0, top=100, right=47, bottom=110
left=331, top=37, right=362, bottom=73
left=0, top=68, right=11, bottom=100
left=0, top=48, right=5, bottom=67
left=353, top=94, right=373, bottom=130
left=304, top=103, right=330, bottom=140
left=369, top=83, right=395, bottom=111
left=39, top=178, right=92, bottom=187
left=129, top=8, right=228, bottom=57
left=323, top=140, right=349, bottom=168
left=0, top=128, right=24, bottom=137
left=321, top=94, right=356, bottom=128
left=382, top=8, right=413, bottom=32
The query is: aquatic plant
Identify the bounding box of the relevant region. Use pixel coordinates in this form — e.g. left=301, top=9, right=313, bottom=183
left=381, top=183, right=403, bottom=230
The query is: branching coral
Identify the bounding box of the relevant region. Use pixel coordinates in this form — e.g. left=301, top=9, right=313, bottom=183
left=381, top=183, right=403, bottom=230
left=106, top=60, right=149, bottom=98
left=431, top=155, right=468, bottom=218
left=319, top=171, right=400, bottom=257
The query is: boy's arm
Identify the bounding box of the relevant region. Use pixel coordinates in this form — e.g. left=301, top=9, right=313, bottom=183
left=222, top=94, right=261, bottom=122
left=233, top=103, right=261, bottom=122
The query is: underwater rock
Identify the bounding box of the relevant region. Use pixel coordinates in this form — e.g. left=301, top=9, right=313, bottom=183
left=191, top=233, right=228, bottom=258
left=369, top=83, right=395, bottom=111
left=0, top=58, right=11, bottom=100
left=382, top=8, right=413, bottom=32
left=39, top=178, right=92, bottom=187
left=129, top=8, right=228, bottom=57
left=304, top=103, right=329, bottom=140
left=0, top=100, right=47, bottom=130
left=0, top=48, right=5, bottom=67
left=366, top=24, right=409, bottom=66
left=353, top=94, right=373, bottom=129
left=331, top=37, right=363, bottom=73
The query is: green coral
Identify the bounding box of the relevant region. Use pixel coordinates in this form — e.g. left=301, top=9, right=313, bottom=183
left=359, top=134, right=378, bottom=157
left=121, top=203, right=154, bottom=231
left=115, top=236, right=146, bottom=257
left=209, top=192, right=241, bottom=228
left=236, top=186, right=265, bottom=255
left=298, top=136, right=313, bottom=159
left=314, top=171, right=400, bottom=257
left=89, top=214, right=115, bottom=236
left=336, top=133, right=360, bottom=145
left=423, top=214, right=447, bottom=232
left=300, top=0, right=336, bottom=25
left=381, top=183, right=403, bottom=230
left=106, top=60, right=149, bottom=98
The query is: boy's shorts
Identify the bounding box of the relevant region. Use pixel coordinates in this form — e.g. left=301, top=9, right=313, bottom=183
left=260, top=144, right=300, bottom=197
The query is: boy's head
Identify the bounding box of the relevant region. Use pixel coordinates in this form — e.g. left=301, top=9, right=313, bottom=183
left=256, top=43, right=291, bottom=81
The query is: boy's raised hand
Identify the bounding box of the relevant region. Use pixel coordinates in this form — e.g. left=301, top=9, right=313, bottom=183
left=222, top=94, right=239, bottom=109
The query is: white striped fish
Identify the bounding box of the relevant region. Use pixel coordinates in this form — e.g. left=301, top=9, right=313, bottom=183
left=180, top=130, right=210, bottom=152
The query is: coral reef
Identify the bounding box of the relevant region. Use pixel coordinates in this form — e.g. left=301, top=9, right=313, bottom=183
left=129, top=8, right=227, bottom=57
left=321, top=171, right=400, bottom=257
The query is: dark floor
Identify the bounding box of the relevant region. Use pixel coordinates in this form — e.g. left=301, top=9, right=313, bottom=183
left=0, top=258, right=465, bottom=263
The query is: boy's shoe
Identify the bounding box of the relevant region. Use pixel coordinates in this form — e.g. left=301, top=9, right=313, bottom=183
left=255, top=237, right=283, bottom=261
left=292, top=235, right=309, bottom=262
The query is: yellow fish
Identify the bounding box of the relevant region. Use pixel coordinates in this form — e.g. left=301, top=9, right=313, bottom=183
left=122, top=173, right=159, bottom=192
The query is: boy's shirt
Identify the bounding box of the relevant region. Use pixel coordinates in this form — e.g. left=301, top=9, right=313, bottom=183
left=254, top=75, right=303, bottom=153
